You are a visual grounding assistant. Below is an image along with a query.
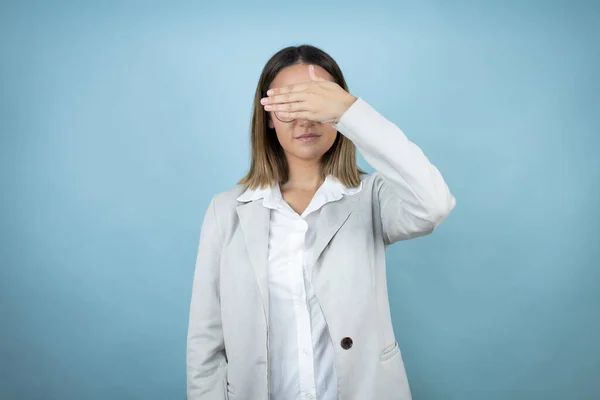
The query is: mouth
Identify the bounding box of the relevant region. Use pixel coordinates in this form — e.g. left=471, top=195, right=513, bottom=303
left=296, top=133, right=321, bottom=142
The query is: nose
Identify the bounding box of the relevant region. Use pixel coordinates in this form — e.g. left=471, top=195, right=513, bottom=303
left=296, top=118, right=314, bottom=127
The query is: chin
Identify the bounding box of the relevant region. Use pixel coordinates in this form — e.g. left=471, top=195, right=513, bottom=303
left=289, top=147, right=329, bottom=161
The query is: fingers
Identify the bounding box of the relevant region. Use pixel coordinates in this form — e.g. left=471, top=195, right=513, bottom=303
left=272, top=110, right=313, bottom=120
left=266, top=65, right=325, bottom=96
left=260, top=92, right=307, bottom=106
left=262, top=65, right=328, bottom=118
left=267, top=82, right=310, bottom=96
left=264, top=101, right=309, bottom=112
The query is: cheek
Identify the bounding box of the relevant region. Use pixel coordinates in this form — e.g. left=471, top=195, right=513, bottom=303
left=273, top=123, right=294, bottom=144
left=323, top=126, right=338, bottom=145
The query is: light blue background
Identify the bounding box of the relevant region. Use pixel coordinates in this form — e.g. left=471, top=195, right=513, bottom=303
left=1, top=1, right=598, bottom=399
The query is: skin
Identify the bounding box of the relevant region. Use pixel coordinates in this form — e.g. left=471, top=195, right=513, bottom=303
left=261, top=64, right=357, bottom=215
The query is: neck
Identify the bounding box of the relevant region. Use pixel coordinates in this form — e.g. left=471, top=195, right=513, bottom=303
left=283, top=156, right=324, bottom=192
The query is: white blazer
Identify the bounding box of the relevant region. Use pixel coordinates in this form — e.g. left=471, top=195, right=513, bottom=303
left=187, top=98, right=456, bottom=400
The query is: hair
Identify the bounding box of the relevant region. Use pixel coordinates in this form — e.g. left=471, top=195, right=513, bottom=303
left=238, top=44, right=366, bottom=189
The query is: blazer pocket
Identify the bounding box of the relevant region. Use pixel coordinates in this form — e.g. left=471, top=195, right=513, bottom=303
left=379, top=340, right=400, bottom=362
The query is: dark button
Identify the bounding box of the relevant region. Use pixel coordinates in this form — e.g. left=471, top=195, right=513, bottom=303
left=341, top=337, right=353, bottom=350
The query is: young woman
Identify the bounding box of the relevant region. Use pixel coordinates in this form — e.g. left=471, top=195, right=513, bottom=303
left=187, top=45, right=456, bottom=400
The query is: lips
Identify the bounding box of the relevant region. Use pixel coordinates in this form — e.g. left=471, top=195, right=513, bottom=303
left=296, top=133, right=321, bottom=139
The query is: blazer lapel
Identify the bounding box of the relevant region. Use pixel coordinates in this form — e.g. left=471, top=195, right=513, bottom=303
left=237, top=200, right=270, bottom=323
left=309, top=194, right=359, bottom=278
left=235, top=190, right=359, bottom=322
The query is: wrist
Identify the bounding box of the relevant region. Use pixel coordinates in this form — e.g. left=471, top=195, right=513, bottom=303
left=338, top=94, right=358, bottom=121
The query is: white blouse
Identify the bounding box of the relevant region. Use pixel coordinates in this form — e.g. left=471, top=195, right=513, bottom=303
left=237, top=176, right=362, bottom=400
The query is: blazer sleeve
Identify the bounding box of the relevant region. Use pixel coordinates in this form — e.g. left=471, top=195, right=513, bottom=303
left=334, top=98, right=456, bottom=245
left=186, top=197, right=227, bottom=399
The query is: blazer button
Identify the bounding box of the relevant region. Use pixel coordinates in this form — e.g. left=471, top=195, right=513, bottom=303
left=341, top=337, right=353, bottom=350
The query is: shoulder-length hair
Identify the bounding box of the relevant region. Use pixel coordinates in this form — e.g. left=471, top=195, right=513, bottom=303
left=238, top=44, right=366, bottom=190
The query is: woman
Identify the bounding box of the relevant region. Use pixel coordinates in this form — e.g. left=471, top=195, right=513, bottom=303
left=187, top=45, right=456, bottom=400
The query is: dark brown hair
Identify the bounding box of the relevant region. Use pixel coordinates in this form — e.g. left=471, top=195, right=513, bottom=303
left=238, top=44, right=366, bottom=189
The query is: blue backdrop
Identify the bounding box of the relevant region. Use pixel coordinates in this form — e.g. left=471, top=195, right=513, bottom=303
left=1, top=1, right=598, bottom=399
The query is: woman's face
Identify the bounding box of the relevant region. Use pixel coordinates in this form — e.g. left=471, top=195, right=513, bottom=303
left=268, top=64, right=338, bottom=163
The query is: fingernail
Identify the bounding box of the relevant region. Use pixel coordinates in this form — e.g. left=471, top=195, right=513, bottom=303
left=260, top=98, right=268, bottom=104
left=267, top=89, right=273, bottom=96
